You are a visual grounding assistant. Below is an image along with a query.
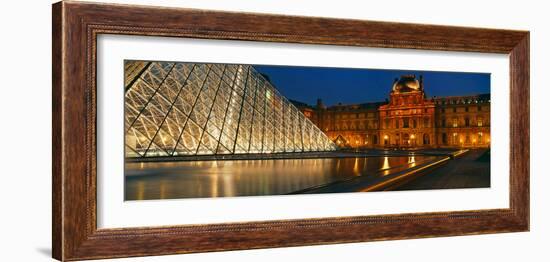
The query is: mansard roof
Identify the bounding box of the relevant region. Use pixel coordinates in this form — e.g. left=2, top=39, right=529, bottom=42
left=433, top=93, right=490, bottom=105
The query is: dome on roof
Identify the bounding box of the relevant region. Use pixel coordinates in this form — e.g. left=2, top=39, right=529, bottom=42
left=392, top=75, right=422, bottom=93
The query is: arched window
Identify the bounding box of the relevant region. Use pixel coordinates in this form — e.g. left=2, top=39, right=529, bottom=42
left=423, top=134, right=430, bottom=145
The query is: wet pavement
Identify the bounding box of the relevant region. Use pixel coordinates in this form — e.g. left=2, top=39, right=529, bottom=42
left=393, top=149, right=490, bottom=191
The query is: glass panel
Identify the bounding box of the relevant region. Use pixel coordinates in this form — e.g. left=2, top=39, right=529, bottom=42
left=145, top=142, right=169, bottom=157
left=178, top=119, right=202, bottom=153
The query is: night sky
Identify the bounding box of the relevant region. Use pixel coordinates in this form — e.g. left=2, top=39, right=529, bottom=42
left=254, top=65, right=490, bottom=106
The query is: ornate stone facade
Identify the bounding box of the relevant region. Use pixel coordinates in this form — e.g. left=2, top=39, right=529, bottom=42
left=293, top=75, right=490, bottom=149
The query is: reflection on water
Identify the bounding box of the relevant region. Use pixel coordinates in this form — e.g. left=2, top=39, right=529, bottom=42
left=381, top=157, right=391, bottom=175
left=125, top=156, right=432, bottom=200
left=408, top=156, right=416, bottom=167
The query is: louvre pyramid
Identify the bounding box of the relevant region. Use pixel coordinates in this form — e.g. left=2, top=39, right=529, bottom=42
left=124, top=61, right=336, bottom=158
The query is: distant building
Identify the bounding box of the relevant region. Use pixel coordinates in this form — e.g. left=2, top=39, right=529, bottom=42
left=292, top=75, right=490, bottom=149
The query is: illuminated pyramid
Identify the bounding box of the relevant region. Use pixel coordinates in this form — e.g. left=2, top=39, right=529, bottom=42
left=124, top=61, right=336, bottom=158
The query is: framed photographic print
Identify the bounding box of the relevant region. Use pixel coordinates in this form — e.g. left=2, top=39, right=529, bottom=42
left=52, top=1, right=529, bottom=261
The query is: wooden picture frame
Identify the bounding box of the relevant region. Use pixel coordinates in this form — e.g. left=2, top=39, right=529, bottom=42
left=52, top=1, right=529, bottom=261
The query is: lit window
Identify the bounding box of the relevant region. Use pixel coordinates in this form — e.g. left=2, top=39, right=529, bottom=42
left=477, top=118, right=483, bottom=127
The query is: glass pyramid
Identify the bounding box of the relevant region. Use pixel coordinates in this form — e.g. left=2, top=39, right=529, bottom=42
left=124, top=61, right=336, bottom=158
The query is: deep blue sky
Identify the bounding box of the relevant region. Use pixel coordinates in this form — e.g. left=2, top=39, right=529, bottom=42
left=254, top=65, right=490, bottom=106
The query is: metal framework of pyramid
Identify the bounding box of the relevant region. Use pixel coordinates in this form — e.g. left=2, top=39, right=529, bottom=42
left=124, top=61, right=336, bottom=158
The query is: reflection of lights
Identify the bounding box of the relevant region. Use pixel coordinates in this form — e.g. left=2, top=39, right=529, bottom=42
left=408, top=156, right=416, bottom=167
left=222, top=172, right=235, bottom=197
left=211, top=173, right=218, bottom=197
left=137, top=181, right=145, bottom=200
left=353, top=158, right=360, bottom=175
left=160, top=181, right=166, bottom=199
left=382, top=156, right=391, bottom=175
left=382, top=156, right=390, bottom=170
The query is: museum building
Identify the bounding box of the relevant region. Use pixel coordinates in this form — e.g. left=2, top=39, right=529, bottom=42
left=293, top=75, right=491, bottom=149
